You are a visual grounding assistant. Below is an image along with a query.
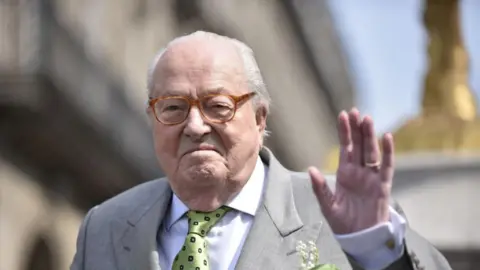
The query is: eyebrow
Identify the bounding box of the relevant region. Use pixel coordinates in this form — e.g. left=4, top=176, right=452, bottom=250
left=201, top=87, right=230, bottom=95
left=151, top=88, right=186, bottom=98
left=154, top=87, right=231, bottom=98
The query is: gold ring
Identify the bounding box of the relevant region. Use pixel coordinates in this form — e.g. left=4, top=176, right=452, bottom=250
left=364, top=161, right=381, bottom=168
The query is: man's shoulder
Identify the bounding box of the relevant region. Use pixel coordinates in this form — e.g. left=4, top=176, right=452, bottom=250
left=90, top=177, right=170, bottom=218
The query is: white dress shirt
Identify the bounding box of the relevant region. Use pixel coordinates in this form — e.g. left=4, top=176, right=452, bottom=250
left=157, top=158, right=407, bottom=270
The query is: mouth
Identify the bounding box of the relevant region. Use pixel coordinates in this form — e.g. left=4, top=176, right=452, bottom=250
left=183, top=145, right=220, bottom=156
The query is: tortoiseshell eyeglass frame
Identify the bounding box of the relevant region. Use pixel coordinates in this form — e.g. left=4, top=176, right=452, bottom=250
left=148, top=92, right=256, bottom=125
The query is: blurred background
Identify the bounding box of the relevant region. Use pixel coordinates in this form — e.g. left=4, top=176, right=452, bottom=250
left=0, top=0, right=479, bottom=269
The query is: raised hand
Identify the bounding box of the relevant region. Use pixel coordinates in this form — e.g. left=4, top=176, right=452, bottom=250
left=309, top=108, right=395, bottom=234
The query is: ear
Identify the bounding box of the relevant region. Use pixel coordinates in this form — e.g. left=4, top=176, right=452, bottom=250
left=255, top=106, right=267, bottom=135
left=146, top=105, right=156, bottom=128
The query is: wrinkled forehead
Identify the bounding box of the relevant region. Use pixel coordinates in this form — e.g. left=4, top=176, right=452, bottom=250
left=152, top=38, right=247, bottom=96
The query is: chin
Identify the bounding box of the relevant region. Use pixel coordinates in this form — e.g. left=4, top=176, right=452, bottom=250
left=180, top=161, right=228, bottom=187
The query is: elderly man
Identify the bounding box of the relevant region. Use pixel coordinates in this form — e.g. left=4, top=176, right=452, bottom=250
left=70, top=31, right=451, bottom=270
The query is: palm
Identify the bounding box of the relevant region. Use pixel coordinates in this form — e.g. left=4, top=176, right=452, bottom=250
left=309, top=108, right=394, bottom=234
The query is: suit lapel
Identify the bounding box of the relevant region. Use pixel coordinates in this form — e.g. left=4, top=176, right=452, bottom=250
left=112, top=179, right=172, bottom=270
left=235, top=148, right=324, bottom=270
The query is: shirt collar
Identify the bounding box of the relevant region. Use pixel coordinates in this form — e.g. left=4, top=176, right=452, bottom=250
left=165, top=156, right=266, bottom=230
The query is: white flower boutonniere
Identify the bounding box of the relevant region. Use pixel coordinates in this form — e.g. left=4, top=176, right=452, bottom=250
left=296, top=241, right=340, bottom=270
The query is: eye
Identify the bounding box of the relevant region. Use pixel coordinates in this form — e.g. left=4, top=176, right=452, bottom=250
left=163, top=105, right=182, bottom=112
left=204, top=96, right=234, bottom=108
left=157, top=98, right=189, bottom=112
left=212, top=103, right=231, bottom=109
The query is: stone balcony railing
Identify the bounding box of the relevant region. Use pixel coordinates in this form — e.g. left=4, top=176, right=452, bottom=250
left=392, top=153, right=480, bottom=251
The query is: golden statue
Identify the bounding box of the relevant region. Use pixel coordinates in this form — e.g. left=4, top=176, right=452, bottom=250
left=421, top=0, right=476, bottom=121
left=324, top=0, right=480, bottom=172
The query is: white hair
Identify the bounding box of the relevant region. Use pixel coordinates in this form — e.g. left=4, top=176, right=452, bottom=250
left=146, top=31, right=271, bottom=114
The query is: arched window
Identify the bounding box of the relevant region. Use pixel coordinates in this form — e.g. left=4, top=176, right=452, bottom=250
left=24, top=236, right=56, bottom=270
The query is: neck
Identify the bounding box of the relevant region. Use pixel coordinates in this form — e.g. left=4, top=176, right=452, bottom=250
left=174, top=154, right=259, bottom=211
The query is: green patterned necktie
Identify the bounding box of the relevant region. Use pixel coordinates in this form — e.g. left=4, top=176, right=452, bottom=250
left=172, top=206, right=231, bottom=270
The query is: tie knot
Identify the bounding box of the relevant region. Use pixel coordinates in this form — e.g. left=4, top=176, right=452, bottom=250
left=186, top=206, right=231, bottom=237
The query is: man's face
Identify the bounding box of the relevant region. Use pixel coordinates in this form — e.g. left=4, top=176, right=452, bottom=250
left=148, top=38, right=266, bottom=210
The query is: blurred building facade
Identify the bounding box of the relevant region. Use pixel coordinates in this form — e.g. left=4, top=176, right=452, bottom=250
left=0, top=1, right=354, bottom=269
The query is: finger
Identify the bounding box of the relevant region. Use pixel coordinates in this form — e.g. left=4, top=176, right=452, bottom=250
left=309, top=167, right=335, bottom=213
left=361, top=116, right=380, bottom=165
left=337, top=111, right=352, bottom=164
left=380, top=133, right=395, bottom=182
left=348, top=108, right=363, bottom=165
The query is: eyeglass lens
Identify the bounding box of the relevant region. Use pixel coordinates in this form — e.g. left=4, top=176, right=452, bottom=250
left=154, top=95, right=236, bottom=124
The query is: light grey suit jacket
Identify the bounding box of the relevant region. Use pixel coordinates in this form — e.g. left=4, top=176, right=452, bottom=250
left=70, top=148, right=452, bottom=270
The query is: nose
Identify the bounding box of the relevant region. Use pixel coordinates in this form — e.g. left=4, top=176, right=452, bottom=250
left=183, top=107, right=211, bottom=140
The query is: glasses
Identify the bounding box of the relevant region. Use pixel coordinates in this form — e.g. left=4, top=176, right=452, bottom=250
left=148, top=92, right=256, bottom=125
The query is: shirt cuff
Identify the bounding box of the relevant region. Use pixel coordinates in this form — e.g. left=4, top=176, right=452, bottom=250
left=334, top=206, right=407, bottom=270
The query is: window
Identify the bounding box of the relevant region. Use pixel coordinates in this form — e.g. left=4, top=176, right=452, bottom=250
left=24, top=236, right=55, bottom=270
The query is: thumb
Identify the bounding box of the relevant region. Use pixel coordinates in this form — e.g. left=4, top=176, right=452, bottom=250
left=308, top=166, right=335, bottom=213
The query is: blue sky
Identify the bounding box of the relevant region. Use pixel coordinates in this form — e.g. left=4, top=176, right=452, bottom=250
left=327, top=0, right=480, bottom=134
